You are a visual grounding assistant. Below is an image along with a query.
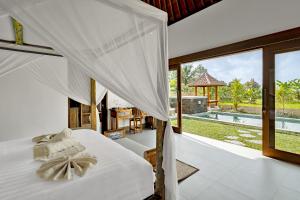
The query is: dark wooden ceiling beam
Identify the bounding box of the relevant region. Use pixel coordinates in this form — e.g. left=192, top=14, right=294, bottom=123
left=186, top=0, right=196, bottom=13
left=194, top=0, right=205, bottom=9
left=166, top=0, right=174, bottom=23
left=142, top=0, right=222, bottom=25
left=161, top=0, right=167, bottom=11
left=178, top=0, right=188, bottom=17
left=154, top=0, right=161, bottom=9
left=171, top=0, right=181, bottom=20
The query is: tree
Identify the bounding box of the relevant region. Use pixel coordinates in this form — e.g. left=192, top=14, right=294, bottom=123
left=168, top=71, right=177, bottom=96
left=219, top=85, right=231, bottom=101
left=181, top=64, right=207, bottom=94
left=181, top=64, right=207, bottom=85
left=244, top=78, right=261, bottom=104
left=229, top=79, right=244, bottom=111
left=291, top=79, right=300, bottom=101
left=276, top=80, right=293, bottom=116
left=169, top=79, right=177, bottom=97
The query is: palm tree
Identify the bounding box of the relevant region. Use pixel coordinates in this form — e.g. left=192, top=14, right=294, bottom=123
left=291, top=79, right=300, bottom=101
left=181, top=64, right=207, bottom=94
left=181, top=64, right=207, bottom=85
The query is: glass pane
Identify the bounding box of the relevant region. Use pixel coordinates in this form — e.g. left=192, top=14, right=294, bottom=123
left=275, top=50, right=300, bottom=154
left=180, top=50, right=263, bottom=150
left=169, top=70, right=178, bottom=127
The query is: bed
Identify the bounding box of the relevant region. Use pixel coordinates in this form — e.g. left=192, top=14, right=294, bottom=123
left=0, top=129, right=154, bottom=200
left=104, top=128, right=157, bottom=169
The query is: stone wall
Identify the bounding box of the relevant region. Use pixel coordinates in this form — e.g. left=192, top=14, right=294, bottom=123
left=170, top=96, right=208, bottom=114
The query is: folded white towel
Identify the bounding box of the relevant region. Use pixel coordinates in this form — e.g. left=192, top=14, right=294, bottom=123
left=33, top=138, right=85, bottom=161
left=32, top=128, right=72, bottom=144
left=49, top=128, right=72, bottom=143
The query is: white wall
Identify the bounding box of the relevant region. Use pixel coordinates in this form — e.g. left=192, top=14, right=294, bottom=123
left=168, top=0, right=300, bottom=58
left=0, top=68, right=68, bottom=141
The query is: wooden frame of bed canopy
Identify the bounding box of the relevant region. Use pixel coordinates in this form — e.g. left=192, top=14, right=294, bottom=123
left=3, top=18, right=167, bottom=200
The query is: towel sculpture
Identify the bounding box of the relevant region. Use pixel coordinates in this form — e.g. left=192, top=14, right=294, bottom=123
left=32, top=128, right=97, bottom=181
left=36, top=154, right=97, bottom=181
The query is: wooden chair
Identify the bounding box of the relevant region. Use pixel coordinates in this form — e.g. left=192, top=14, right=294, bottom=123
left=145, top=116, right=157, bottom=130
left=144, top=148, right=156, bottom=169
left=129, top=107, right=144, bottom=133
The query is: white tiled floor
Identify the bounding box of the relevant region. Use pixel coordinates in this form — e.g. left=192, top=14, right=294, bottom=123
left=127, top=130, right=300, bottom=200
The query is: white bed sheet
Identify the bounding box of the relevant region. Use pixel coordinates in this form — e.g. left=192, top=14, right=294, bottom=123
left=0, top=129, right=154, bottom=200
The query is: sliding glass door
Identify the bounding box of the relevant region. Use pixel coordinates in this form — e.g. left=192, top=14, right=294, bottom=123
left=169, top=64, right=182, bottom=133
left=263, top=39, right=300, bottom=164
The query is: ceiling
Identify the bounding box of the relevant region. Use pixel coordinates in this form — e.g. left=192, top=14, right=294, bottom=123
left=142, top=0, right=222, bottom=25
left=168, top=0, right=300, bottom=58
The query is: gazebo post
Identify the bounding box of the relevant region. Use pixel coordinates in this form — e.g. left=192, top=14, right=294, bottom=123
left=207, top=87, right=210, bottom=107
left=215, top=86, right=218, bottom=106
left=203, top=87, right=205, bottom=96
left=194, top=86, right=198, bottom=96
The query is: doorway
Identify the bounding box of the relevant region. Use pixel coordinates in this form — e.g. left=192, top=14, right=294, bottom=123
left=263, top=39, right=300, bottom=164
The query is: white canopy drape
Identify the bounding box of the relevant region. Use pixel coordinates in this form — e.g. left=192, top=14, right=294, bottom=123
left=0, top=49, right=107, bottom=105
left=107, top=91, right=133, bottom=109
left=25, top=56, right=107, bottom=105
left=0, top=0, right=178, bottom=199
left=0, top=49, right=42, bottom=78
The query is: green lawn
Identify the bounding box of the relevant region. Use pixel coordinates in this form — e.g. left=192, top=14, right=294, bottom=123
left=172, top=119, right=300, bottom=154
left=219, top=100, right=300, bottom=109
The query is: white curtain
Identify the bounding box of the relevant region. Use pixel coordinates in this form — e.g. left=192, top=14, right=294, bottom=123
left=108, top=91, right=132, bottom=109
left=0, top=49, right=43, bottom=78
left=0, top=50, right=107, bottom=105
left=25, top=56, right=107, bottom=105
left=0, top=0, right=178, bottom=199
left=0, top=50, right=106, bottom=132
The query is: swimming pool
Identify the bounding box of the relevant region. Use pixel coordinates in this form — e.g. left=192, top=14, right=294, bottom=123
left=191, top=112, right=300, bottom=133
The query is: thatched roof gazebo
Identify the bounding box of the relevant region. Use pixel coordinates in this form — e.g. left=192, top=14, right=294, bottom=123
left=189, top=72, right=225, bottom=107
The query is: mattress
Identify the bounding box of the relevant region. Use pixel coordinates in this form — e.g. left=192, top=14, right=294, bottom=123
left=0, top=129, right=154, bottom=200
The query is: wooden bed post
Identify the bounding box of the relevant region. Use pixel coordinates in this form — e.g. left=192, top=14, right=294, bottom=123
left=155, top=119, right=167, bottom=200
left=91, top=79, right=97, bottom=131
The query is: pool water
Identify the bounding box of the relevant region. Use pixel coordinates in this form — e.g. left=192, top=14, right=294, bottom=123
left=193, top=112, right=300, bottom=133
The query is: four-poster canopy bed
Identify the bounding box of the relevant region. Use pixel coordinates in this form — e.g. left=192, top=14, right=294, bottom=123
left=0, top=0, right=178, bottom=199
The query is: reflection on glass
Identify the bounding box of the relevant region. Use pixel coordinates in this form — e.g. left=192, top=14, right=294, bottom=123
left=233, top=116, right=240, bottom=123
left=275, top=50, right=300, bottom=154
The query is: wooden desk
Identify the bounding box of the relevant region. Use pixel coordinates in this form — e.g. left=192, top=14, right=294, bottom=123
left=110, top=108, right=132, bottom=130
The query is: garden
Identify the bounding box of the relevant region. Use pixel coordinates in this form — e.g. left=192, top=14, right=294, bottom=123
left=169, top=64, right=300, bottom=154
